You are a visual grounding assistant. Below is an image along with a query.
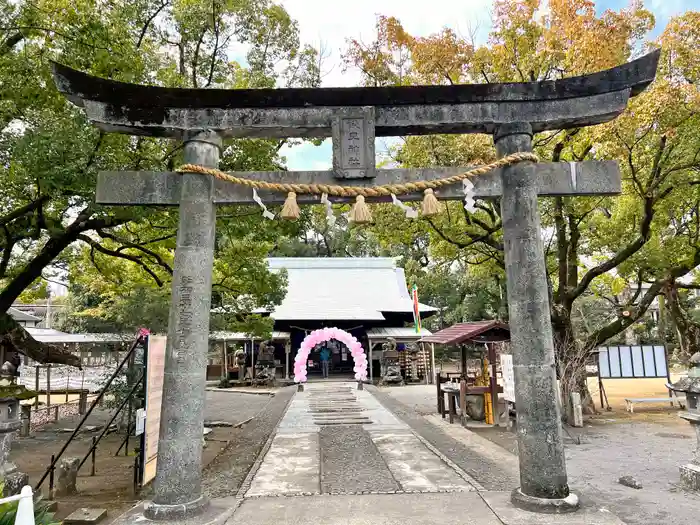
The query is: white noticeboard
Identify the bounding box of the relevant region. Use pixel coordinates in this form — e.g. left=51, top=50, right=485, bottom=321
left=143, top=335, right=166, bottom=485
left=135, top=408, right=146, bottom=436
left=500, top=354, right=515, bottom=403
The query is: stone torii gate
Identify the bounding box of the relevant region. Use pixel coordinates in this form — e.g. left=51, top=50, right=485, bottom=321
left=52, top=50, right=659, bottom=519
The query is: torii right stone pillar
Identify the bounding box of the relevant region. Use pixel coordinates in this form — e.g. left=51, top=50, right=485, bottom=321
left=495, top=122, right=577, bottom=513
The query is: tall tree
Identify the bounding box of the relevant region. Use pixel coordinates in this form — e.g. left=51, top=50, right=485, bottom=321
left=342, top=1, right=700, bottom=406
left=0, top=0, right=320, bottom=364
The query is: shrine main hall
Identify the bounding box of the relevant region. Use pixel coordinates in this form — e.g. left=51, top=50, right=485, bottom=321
left=211, top=257, right=437, bottom=382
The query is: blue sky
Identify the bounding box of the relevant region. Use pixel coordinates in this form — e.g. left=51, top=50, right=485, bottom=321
left=272, top=0, right=694, bottom=171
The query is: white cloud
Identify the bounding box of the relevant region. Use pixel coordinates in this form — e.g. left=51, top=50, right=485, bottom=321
left=279, top=0, right=494, bottom=87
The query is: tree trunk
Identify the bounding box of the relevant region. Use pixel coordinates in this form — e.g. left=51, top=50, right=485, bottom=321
left=0, top=312, right=81, bottom=366
left=552, top=311, right=596, bottom=417
left=665, top=284, right=700, bottom=364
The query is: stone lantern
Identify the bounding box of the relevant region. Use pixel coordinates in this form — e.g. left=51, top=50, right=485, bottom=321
left=668, top=352, right=700, bottom=491
left=0, top=361, right=36, bottom=496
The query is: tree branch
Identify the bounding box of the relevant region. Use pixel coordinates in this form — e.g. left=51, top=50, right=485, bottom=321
left=0, top=311, right=80, bottom=366
left=96, top=229, right=173, bottom=276
left=78, top=234, right=165, bottom=287
left=137, top=1, right=170, bottom=49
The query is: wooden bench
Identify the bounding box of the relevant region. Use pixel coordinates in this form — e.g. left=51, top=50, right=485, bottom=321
left=625, top=393, right=686, bottom=413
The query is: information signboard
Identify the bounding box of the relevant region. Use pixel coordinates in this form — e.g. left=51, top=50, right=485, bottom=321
left=143, top=335, right=166, bottom=485
left=500, top=354, right=515, bottom=403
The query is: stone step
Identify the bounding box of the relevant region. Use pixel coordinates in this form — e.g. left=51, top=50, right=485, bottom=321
left=314, top=420, right=372, bottom=425
left=64, top=508, right=107, bottom=525
left=313, top=417, right=372, bottom=422
left=310, top=409, right=364, bottom=413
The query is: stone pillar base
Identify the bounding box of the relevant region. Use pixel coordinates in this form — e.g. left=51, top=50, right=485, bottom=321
left=511, top=488, right=579, bottom=514
left=144, top=495, right=209, bottom=520
left=680, top=463, right=700, bottom=491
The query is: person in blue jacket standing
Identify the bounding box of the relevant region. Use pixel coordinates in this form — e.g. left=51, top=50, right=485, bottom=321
left=320, top=346, right=331, bottom=378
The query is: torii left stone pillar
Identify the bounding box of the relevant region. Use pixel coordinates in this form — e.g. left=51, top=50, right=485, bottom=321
left=144, top=131, right=220, bottom=520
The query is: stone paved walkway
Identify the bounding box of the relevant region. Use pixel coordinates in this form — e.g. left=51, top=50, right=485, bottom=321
left=244, top=383, right=475, bottom=498
left=219, top=382, right=628, bottom=525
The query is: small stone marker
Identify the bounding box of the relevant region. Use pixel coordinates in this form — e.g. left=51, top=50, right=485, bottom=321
left=54, top=457, right=80, bottom=496
left=64, top=508, right=107, bottom=525
left=618, top=475, right=643, bottom=489
left=570, top=392, right=583, bottom=428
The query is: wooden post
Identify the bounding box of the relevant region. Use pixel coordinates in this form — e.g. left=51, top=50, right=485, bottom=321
left=489, top=343, right=499, bottom=425
left=46, top=365, right=51, bottom=407
left=459, top=379, right=467, bottom=426
left=368, top=340, right=373, bottom=383
left=221, top=340, right=228, bottom=385
left=34, top=366, right=40, bottom=407
left=91, top=436, right=97, bottom=476
left=436, top=373, right=442, bottom=416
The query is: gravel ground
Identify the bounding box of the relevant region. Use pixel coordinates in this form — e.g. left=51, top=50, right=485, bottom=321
left=201, top=386, right=295, bottom=499
left=566, top=420, right=700, bottom=525
left=320, top=426, right=400, bottom=494
left=380, top=384, right=700, bottom=525
left=204, top=390, right=272, bottom=425
left=368, top=385, right=516, bottom=490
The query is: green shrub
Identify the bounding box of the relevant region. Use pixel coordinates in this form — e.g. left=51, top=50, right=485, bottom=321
left=0, top=483, right=59, bottom=525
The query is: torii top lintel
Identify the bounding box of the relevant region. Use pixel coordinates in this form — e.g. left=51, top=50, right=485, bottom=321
left=51, top=50, right=659, bottom=139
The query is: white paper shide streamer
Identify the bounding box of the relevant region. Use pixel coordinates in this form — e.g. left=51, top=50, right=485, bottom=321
left=252, top=188, right=275, bottom=220
left=463, top=178, right=477, bottom=213
left=391, top=193, right=418, bottom=218
left=320, top=193, right=336, bottom=227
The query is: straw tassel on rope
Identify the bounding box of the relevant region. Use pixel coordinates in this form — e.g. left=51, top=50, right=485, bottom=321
left=421, top=188, right=441, bottom=217
left=280, top=191, right=300, bottom=220
left=349, top=195, right=372, bottom=224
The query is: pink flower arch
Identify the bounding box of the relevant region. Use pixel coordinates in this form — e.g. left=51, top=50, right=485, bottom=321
left=293, top=328, right=368, bottom=383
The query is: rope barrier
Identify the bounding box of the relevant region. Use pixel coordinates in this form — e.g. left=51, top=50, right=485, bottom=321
left=175, top=152, right=538, bottom=198
left=175, top=152, right=539, bottom=223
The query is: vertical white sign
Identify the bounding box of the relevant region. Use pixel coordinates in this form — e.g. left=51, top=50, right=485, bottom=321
left=143, top=336, right=166, bottom=485
left=500, top=353, right=515, bottom=403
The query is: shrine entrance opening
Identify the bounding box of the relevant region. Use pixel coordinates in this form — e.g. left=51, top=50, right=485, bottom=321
left=304, top=340, right=354, bottom=378
left=293, top=328, right=368, bottom=383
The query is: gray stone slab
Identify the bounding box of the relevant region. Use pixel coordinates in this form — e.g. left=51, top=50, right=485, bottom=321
left=246, top=432, right=320, bottom=497
left=97, top=160, right=619, bottom=206
left=63, top=508, right=107, bottom=524
left=480, top=492, right=626, bottom=525
left=368, top=386, right=517, bottom=490
left=225, top=493, right=502, bottom=525
left=319, top=426, right=400, bottom=494
left=369, top=430, right=474, bottom=493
